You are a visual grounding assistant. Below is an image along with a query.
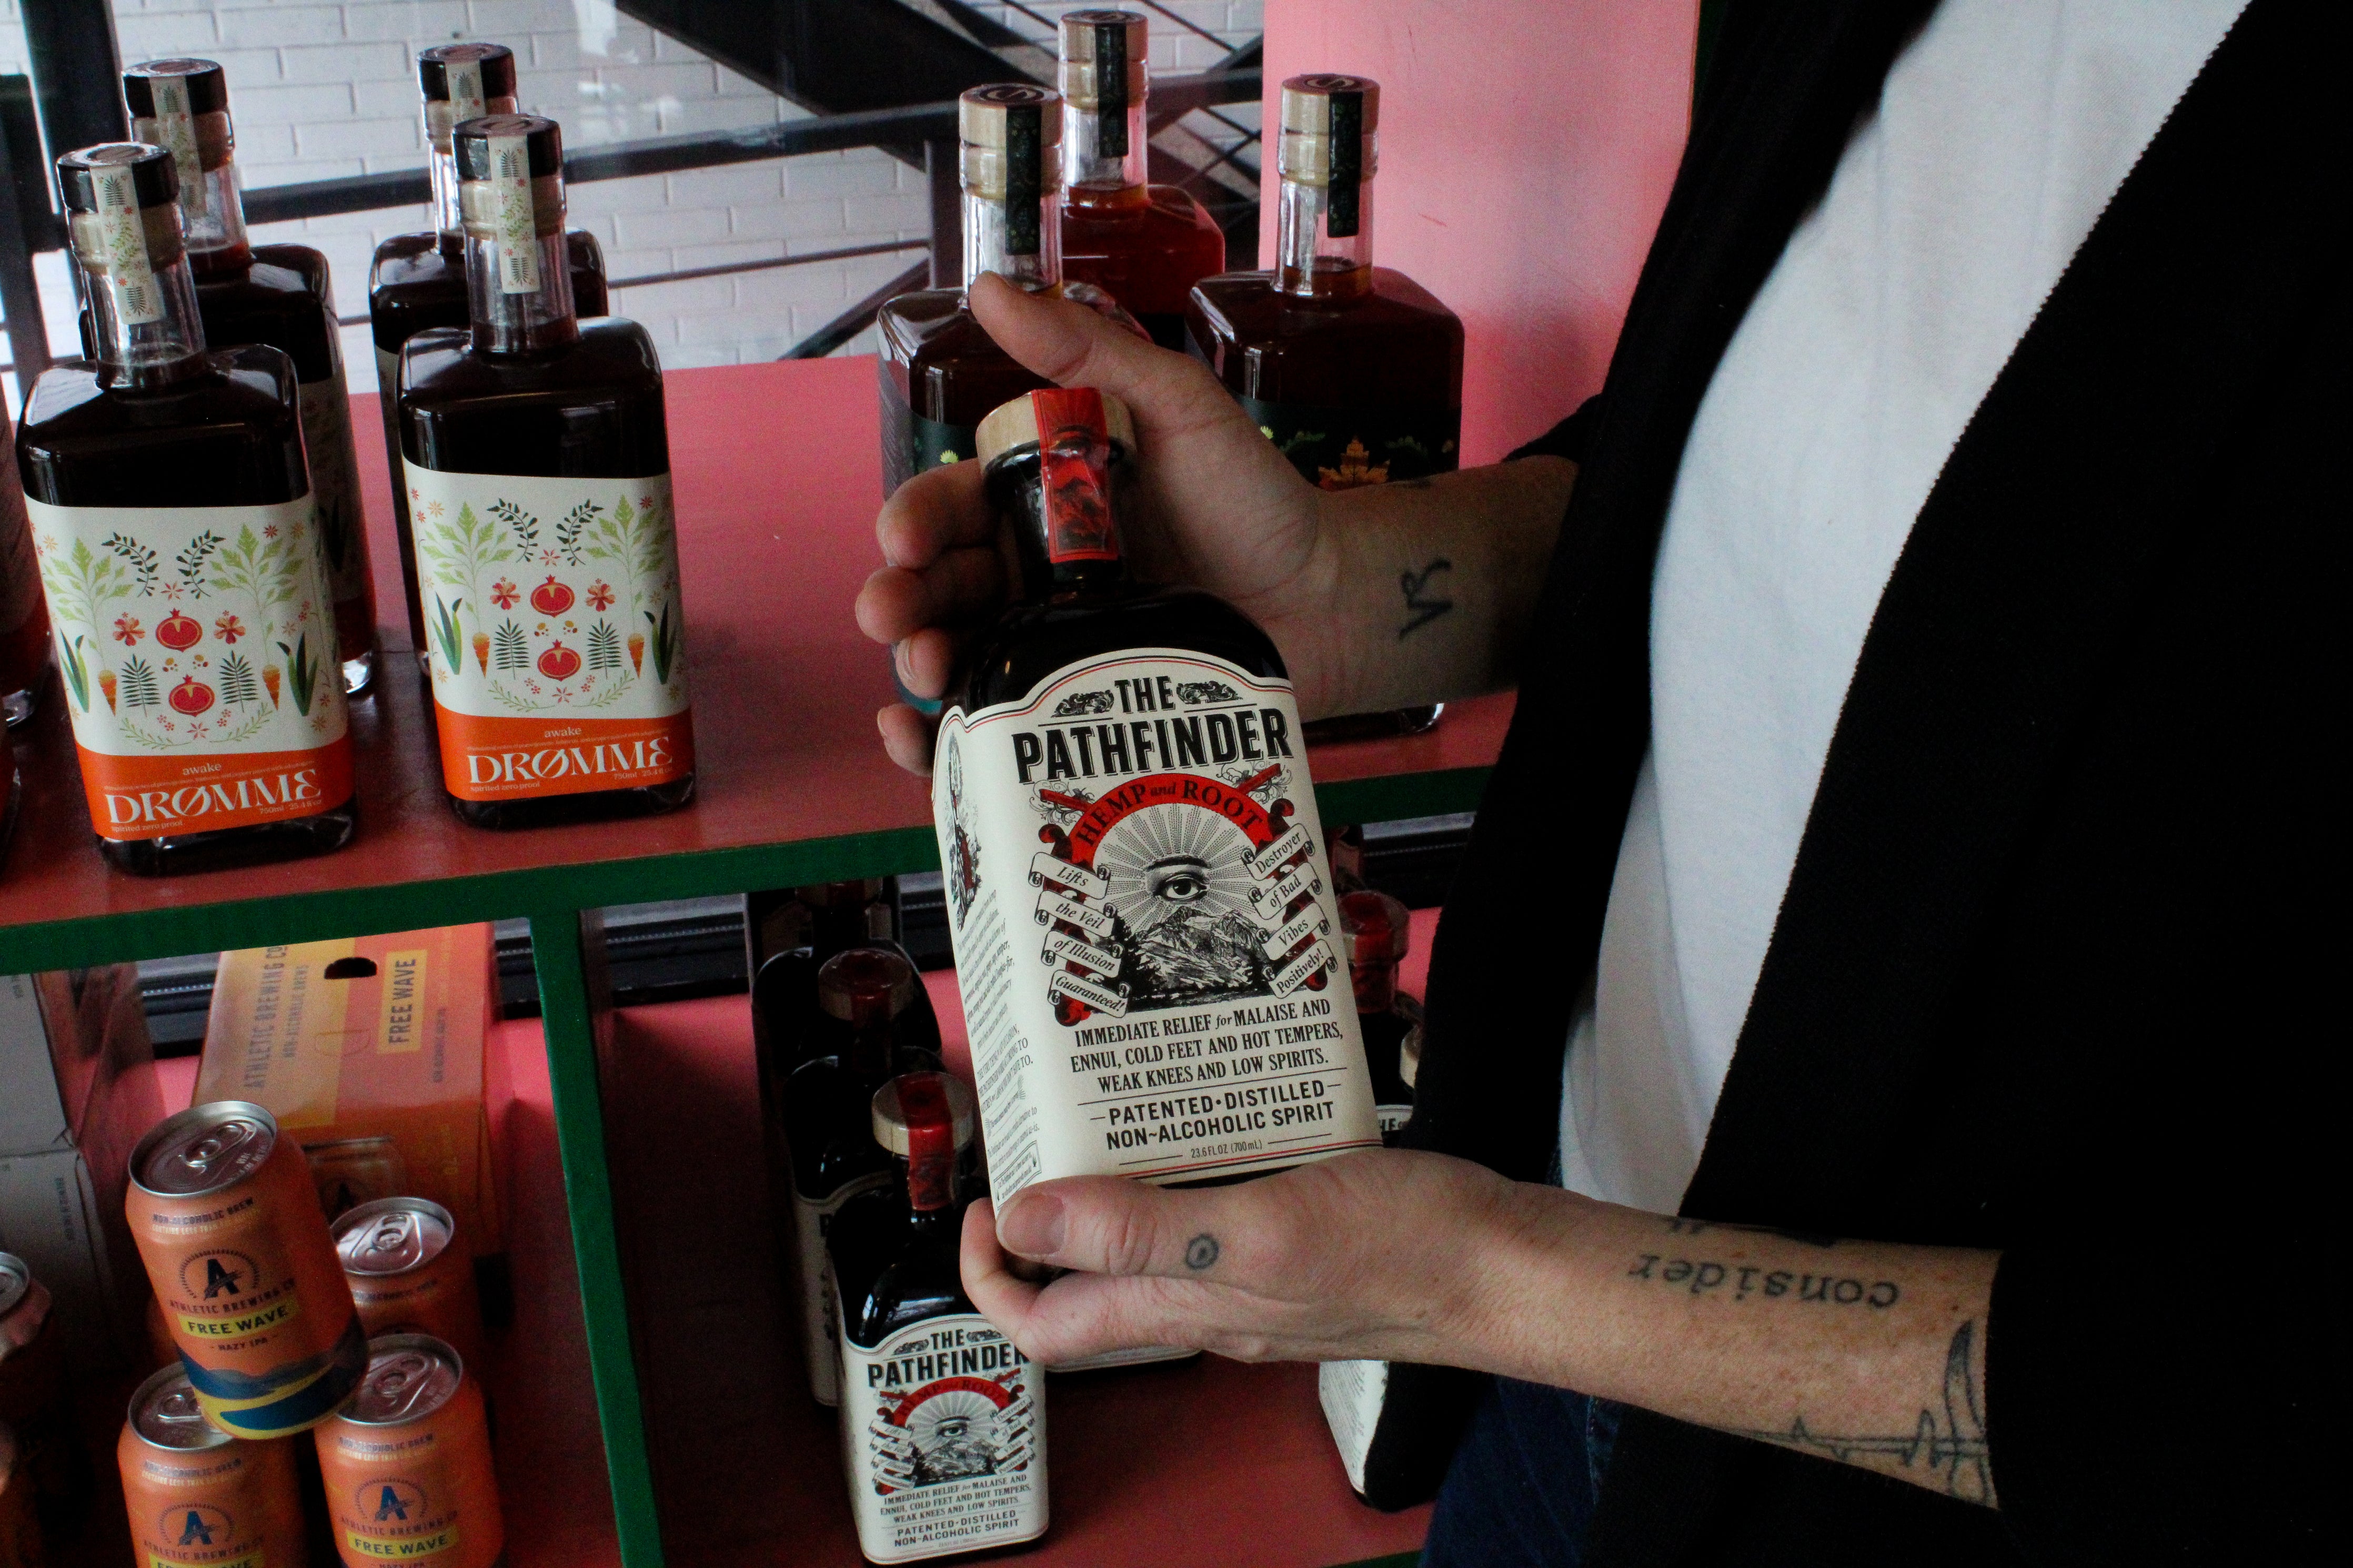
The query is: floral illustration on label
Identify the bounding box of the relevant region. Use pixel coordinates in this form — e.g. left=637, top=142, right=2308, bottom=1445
left=841, top=1314, right=1043, bottom=1562
left=408, top=469, right=686, bottom=716
left=142, top=78, right=207, bottom=218
left=488, top=135, right=540, bottom=294
left=92, top=166, right=164, bottom=326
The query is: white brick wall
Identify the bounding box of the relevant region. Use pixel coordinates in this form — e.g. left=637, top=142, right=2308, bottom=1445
left=0, top=1, right=1260, bottom=406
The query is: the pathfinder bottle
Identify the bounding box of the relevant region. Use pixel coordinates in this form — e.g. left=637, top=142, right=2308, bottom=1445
left=370, top=43, right=610, bottom=670
left=931, top=387, right=1380, bottom=1204
left=16, top=145, right=357, bottom=874
left=1055, top=11, right=1227, bottom=350
left=399, top=114, right=693, bottom=828
left=0, top=409, right=49, bottom=729
left=831, top=1071, right=1045, bottom=1563
left=782, top=948, right=942, bottom=1407
left=127, top=57, right=379, bottom=696
left=1187, top=75, right=1461, bottom=740
left=878, top=84, right=1137, bottom=495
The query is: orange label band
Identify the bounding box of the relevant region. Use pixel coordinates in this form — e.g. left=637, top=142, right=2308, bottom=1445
left=432, top=709, right=695, bottom=801
left=81, top=740, right=355, bottom=841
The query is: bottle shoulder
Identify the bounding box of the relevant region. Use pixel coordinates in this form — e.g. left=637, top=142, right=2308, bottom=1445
left=16, top=355, right=305, bottom=506
left=401, top=318, right=664, bottom=402
left=196, top=264, right=336, bottom=379
left=1188, top=268, right=1463, bottom=337
left=959, top=586, right=1287, bottom=712
left=878, top=289, right=972, bottom=354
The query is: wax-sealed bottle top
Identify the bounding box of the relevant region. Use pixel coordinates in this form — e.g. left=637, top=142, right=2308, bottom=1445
left=871, top=1070, right=976, bottom=1213
left=980, top=386, right=1135, bottom=580
left=1341, top=888, right=1411, bottom=1014
left=817, top=947, right=920, bottom=1027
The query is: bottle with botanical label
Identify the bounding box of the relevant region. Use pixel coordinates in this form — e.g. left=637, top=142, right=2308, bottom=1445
left=1055, top=11, right=1228, bottom=350
left=1186, top=74, right=1462, bottom=741
left=878, top=84, right=1137, bottom=497
left=831, top=1071, right=1045, bottom=1564
left=398, top=114, right=693, bottom=828
left=127, top=56, right=380, bottom=697
left=370, top=43, right=609, bottom=671
left=783, top=948, right=943, bottom=1407
left=931, top=386, right=1381, bottom=1205
left=0, top=407, right=47, bottom=730
left=15, top=144, right=356, bottom=874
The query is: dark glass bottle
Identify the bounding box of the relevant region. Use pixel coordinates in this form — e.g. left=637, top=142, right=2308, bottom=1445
left=369, top=44, right=609, bottom=670
left=398, top=114, right=693, bottom=829
left=127, top=56, right=380, bottom=696
left=830, top=1071, right=1045, bottom=1562
left=1186, top=75, right=1463, bottom=740
left=16, top=144, right=357, bottom=875
left=0, top=406, right=47, bottom=729
left=1055, top=11, right=1229, bottom=350
left=879, top=84, right=1138, bottom=498
left=782, top=948, right=942, bottom=1407
left=1341, top=888, right=1420, bottom=1141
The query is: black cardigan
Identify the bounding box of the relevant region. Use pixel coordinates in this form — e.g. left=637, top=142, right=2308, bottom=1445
left=1376, top=1, right=2341, bottom=1562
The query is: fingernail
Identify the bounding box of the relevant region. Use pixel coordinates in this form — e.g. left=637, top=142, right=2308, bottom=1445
left=999, top=1192, right=1067, bottom=1258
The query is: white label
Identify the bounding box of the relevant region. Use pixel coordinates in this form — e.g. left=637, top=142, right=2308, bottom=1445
left=24, top=494, right=351, bottom=760
left=136, top=79, right=206, bottom=218
left=1376, top=1103, right=1412, bottom=1138
left=933, top=648, right=1381, bottom=1201
left=487, top=134, right=541, bottom=294
left=402, top=466, right=689, bottom=722
left=793, top=1172, right=892, bottom=1407
left=1319, top=1358, right=1387, bottom=1495
left=449, top=61, right=486, bottom=123
left=839, top=1311, right=1046, bottom=1563
left=90, top=167, right=163, bottom=326
left=298, top=377, right=371, bottom=609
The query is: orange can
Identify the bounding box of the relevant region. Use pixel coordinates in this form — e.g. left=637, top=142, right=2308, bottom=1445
left=332, top=1200, right=486, bottom=1375
left=314, top=1335, right=502, bottom=1568
left=126, top=1103, right=367, bottom=1439
left=0, top=1423, right=45, bottom=1567
left=117, top=1364, right=309, bottom=1568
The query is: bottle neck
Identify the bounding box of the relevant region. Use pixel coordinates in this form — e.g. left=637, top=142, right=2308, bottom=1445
left=1350, top=956, right=1401, bottom=1016
left=182, top=158, right=252, bottom=277
left=133, top=105, right=251, bottom=277
left=1276, top=173, right=1375, bottom=299
left=1002, top=444, right=1132, bottom=600
left=428, top=94, right=518, bottom=253
left=73, top=204, right=209, bottom=387
left=844, top=1017, right=897, bottom=1081
left=962, top=189, right=1060, bottom=292
left=465, top=227, right=578, bottom=355
left=1065, top=96, right=1148, bottom=201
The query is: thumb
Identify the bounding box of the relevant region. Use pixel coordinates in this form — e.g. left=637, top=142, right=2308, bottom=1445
left=968, top=272, right=1243, bottom=443
left=996, top=1175, right=1284, bottom=1288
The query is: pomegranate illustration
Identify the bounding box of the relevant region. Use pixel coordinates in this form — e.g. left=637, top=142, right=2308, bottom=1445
left=537, top=640, right=582, bottom=681
left=627, top=632, right=646, bottom=675
left=98, top=669, right=118, bottom=712
left=529, top=575, right=575, bottom=616
left=156, top=610, right=203, bottom=650
left=168, top=676, right=216, bottom=715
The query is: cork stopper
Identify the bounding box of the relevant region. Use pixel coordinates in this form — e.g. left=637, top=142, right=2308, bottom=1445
left=1278, top=73, right=1380, bottom=186
left=1059, top=11, right=1149, bottom=112
left=959, top=83, right=1061, bottom=201
left=57, top=143, right=177, bottom=215
left=977, top=386, right=1137, bottom=467
left=124, top=58, right=228, bottom=120
left=871, top=1071, right=979, bottom=1156
left=817, top=947, right=919, bottom=1025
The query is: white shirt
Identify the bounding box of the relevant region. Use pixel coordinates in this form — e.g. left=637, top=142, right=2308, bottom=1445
left=1557, top=0, right=2246, bottom=1212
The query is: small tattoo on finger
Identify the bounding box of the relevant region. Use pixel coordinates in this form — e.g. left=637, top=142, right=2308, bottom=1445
left=1184, top=1235, right=1220, bottom=1271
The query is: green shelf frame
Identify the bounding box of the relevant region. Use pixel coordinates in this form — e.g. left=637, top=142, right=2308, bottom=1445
left=0, top=764, right=1487, bottom=1567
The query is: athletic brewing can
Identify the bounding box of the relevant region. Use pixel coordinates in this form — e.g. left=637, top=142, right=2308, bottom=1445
left=332, top=1199, right=485, bottom=1375
left=314, top=1334, right=502, bottom=1568
left=117, top=1364, right=309, bottom=1568
left=126, top=1102, right=368, bottom=1438
left=303, top=1137, right=410, bottom=1223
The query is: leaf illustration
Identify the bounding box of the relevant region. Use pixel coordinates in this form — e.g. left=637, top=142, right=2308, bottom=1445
left=174, top=530, right=226, bottom=596
left=58, top=634, right=89, bottom=712
left=278, top=634, right=316, bottom=716
left=39, top=536, right=136, bottom=638
left=489, top=499, right=539, bottom=551
left=417, top=502, right=514, bottom=611
left=559, top=501, right=598, bottom=565
left=119, top=655, right=162, bottom=709
left=430, top=594, right=464, bottom=675
left=644, top=602, right=678, bottom=683
left=218, top=652, right=259, bottom=705
left=587, top=619, right=621, bottom=672
left=102, top=532, right=161, bottom=592
left=494, top=618, right=530, bottom=671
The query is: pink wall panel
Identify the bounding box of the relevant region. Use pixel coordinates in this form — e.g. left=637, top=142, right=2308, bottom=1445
left=1261, top=1, right=1697, bottom=463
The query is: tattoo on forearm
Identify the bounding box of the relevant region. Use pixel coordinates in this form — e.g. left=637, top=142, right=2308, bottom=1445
left=1728, top=1321, right=1996, bottom=1506
left=1184, top=1235, right=1220, bottom=1271
left=1627, top=1252, right=1901, bottom=1307
left=1398, top=559, right=1454, bottom=638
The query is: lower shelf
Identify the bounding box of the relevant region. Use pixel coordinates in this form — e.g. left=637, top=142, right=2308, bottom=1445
left=607, top=977, right=1436, bottom=1567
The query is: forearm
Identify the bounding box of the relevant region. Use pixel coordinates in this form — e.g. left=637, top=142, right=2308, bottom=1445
left=1266, top=456, right=1575, bottom=719
left=1464, top=1187, right=2001, bottom=1506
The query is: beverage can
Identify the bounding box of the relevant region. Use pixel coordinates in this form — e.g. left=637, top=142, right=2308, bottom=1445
left=333, top=1199, right=486, bottom=1374
left=303, top=1137, right=410, bottom=1224
left=314, top=1334, right=502, bottom=1568
left=126, top=1102, right=368, bottom=1438
left=116, top=1363, right=308, bottom=1568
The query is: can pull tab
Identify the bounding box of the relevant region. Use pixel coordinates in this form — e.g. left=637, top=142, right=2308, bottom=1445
left=899, top=1073, right=959, bottom=1213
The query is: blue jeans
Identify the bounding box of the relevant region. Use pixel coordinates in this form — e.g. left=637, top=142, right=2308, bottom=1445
left=1420, top=1379, right=1622, bottom=1568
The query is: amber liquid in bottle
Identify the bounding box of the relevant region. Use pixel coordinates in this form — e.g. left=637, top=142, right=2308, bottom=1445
left=1055, top=10, right=1229, bottom=349
left=369, top=43, right=609, bottom=666
left=1188, top=75, right=1460, bottom=741
left=19, top=148, right=356, bottom=874
left=0, top=406, right=49, bottom=728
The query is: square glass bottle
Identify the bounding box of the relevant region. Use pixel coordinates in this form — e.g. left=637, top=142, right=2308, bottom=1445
left=397, top=114, right=693, bottom=830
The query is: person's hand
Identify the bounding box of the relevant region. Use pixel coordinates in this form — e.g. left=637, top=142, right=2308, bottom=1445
left=856, top=272, right=1336, bottom=775
left=959, top=1148, right=1543, bottom=1368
